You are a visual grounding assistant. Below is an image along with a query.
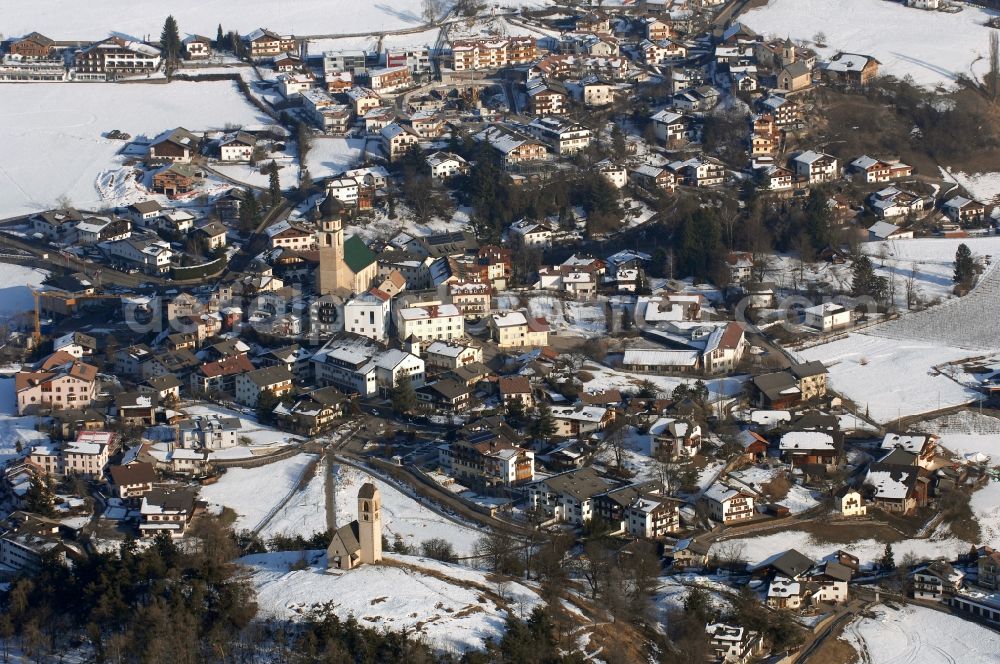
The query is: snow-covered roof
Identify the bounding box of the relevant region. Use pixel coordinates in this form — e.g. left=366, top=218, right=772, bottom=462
left=850, top=155, right=882, bottom=170
left=703, top=483, right=749, bottom=504
left=866, top=468, right=912, bottom=499
left=550, top=405, right=608, bottom=422
left=880, top=433, right=932, bottom=453
left=779, top=431, right=835, bottom=451
left=622, top=349, right=699, bottom=367
left=492, top=311, right=528, bottom=328
left=399, top=304, right=461, bottom=320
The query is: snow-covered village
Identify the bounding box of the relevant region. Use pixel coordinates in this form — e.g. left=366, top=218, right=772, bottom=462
left=0, top=0, right=1000, bottom=662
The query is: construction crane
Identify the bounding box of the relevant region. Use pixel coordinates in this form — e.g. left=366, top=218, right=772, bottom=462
left=31, top=288, right=123, bottom=346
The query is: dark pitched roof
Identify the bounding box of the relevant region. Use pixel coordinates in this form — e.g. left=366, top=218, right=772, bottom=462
left=333, top=520, right=361, bottom=553
left=879, top=448, right=917, bottom=466
left=344, top=235, right=377, bottom=273
left=790, top=361, right=827, bottom=379
left=109, top=462, right=155, bottom=487
left=145, top=486, right=195, bottom=513
left=539, top=467, right=612, bottom=502
left=358, top=482, right=377, bottom=500
left=754, top=548, right=814, bottom=579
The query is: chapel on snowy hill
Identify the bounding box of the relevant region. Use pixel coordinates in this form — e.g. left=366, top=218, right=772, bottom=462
left=326, top=481, right=382, bottom=570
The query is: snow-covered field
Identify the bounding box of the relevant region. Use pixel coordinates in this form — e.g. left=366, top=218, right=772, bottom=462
left=199, top=453, right=317, bottom=532
left=720, top=530, right=970, bottom=570
left=797, top=334, right=977, bottom=423
left=183, top=402, right=301, bottom=454
left=581, top=363, right=748, bottom=403
left=303, top=137, right=367, bottom=180
left=526, top=295, right=607, bottom=337
left=728, top=466, right=819, bottom=514
left=0, top=82, right=271, bottom=218
left=870, top=260, right=1000, bottom=352
left=334, top=464, right=485, bottom=555
left=4, top=0, right=436, bottom=41
left=258, top=459, right=328, bottom=539
left=247, top=551, right=541, bottom=653
left=306, top=27, right=440, bottom=58
left=0, top=377, right=47, bottom=465
left=211, top=157, right=300, bottom=191
left=742, top=0, right=1000, bottom=89
left=941, top=169, right=1000, bottom=206
left=845, top=604, right=1000, bottom=664
left=0, top=263, right=49, bottom=317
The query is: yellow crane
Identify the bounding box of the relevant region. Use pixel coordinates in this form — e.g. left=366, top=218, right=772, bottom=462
left=31, top=288, right=123, bottom=346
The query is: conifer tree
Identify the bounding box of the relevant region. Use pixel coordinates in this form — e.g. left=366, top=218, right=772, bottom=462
left=954, top=242, right=975, bottom=289
left=391, top=375, right=417, bottom=415
left=530, top=401, right=556, bottom=441
left=267, top=161, right=282, bottom=208
left=160, top=16, right=181, bottom=69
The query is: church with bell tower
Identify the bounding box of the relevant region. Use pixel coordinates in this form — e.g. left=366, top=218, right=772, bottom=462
left=326, top=481, right=383, bottom=571
left=315, top=193, right=378, bottom=296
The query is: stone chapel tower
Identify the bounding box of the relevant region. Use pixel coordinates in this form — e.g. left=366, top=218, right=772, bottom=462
left=782, top=37, right=796, bottom=65
left=358, top=482, right=382, bottom=565
left=316, top=194, right=346, bottom=295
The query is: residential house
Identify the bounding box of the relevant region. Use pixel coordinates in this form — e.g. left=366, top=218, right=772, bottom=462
left=650, top=110, right=693, bottom=146
left=649, top=417, right=702, bottom=459
left=849, top=155, right=913, bottom=183
left=498, top=376, right=534, bottom=409
left=550, top=405, right=612, bottom=438
left=176, top=414, right=242, bottom=450
left=448, top=36, right=538, bottom=71
left=234, top=365, right=293, bottom=407
left=672, top=538, right=711, bottom=569
left=73, top=36, right=161, bottom=79
left=273, top=386, right=346, bottom=436
left=148, top=127, right=200, bottom=163
left=840, top=488, right=867, bottom=517
left=706, top=623, right=764, bottom=664
left=380, top=123, right=420, bottom=162
left=593, top=483, right=681, bottom=538
left=15, top=353, right=98, bottom=415
left=426, top=151, right=468, bottom=179
left=913, top=561, right=965, bottom=601
left=446, top=281, right=492, bottom=319
left=9, top=32, right=56, bottom=59
left=425, top=341, right=482, bottom=370
left=526, top=80, right=567, bottom=116
left=803, top=302, right=851, bottom=331
left=778, top=431, right=841, bottom=468
left=943, top=196, right=987, bottom=226
left=243, top=29, right=297, bottom=60
left=528, top=467, right=612, bottom=524
left=415, top=378, right=471, bottom=414
left=880, top=433, right=938, bottom=469
left=822, top=52, right=880, bottom=87
left=311, top=337, right=424, bottom=397
left=701, top=483, right=755, bottom=524
left=474, top=125, right=547, bottom=168
left=152, top=163, right=202, bottom=197
left=864, top=462, right=930, bottom=514
left=368, top=64, right=412, bottom=93
left=630, top=164, right=676, bottom=193
left=489, top=310, right=550, bottom=348
left=219, top=131, right=256, bottom=162
left=395, top=303, right=465, bottom=343
left=868, top=221, right=914, bottom=241
left=140, top=486, right=197, bottom=538
left=792, top=151, right=839, bottom=184
left=182, top=35, right=212, bottom=59
left=108, top=463, right=155, bottom=501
